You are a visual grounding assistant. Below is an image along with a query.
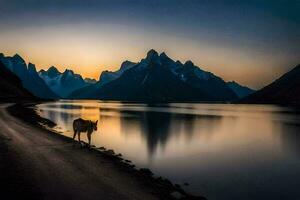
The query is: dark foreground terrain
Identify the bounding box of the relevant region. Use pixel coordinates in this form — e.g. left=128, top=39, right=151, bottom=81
left=0, top=104, right=204, bottom=200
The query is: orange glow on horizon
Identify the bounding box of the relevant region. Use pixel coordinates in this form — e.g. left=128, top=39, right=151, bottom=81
left=0, top=24, right=298, bottom=89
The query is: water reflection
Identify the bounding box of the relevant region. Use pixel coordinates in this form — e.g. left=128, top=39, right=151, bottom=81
left=137, top=111, right=172, bottom=156
left=279, top=123, right=300, bottom=158
left=103, top=106, right=224, bottom=158
left=37, top=100, right=300, bottom=200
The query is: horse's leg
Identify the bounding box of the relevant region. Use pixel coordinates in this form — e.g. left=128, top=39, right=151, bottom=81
left=78, top=132, right=82, bottom=145
left=72, top=131, right=77, bottom=147
left=87, top=132, right=91, bottom=147
left=73, top=130, right=77, bottom=140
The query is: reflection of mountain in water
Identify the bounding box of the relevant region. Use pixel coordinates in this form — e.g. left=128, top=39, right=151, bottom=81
left=114, top=107, right=223, bottom=158
left=104, top=108, right=173, bottom=156
left=141, top=111, right=172, bottom=156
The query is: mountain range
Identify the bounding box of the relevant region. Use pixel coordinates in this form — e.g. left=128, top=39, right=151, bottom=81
left=39, top=67, right=96, bottom=98
left=1, top=50, right=298, bottom=105
left=0, top=51, right=255, bottom=102
left=242, top=64, right=300, bottom=105
left=70, top=50, right=252, bottom=102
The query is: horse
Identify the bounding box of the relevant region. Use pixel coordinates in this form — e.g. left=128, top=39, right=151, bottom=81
left=73, top=118, right=98, bottom=147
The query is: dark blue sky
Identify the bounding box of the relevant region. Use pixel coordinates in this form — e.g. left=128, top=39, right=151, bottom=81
left=0, top=0, right=299, bottom=88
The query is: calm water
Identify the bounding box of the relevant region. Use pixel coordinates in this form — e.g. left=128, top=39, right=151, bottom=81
left=37, top=100, right=300, bottom=200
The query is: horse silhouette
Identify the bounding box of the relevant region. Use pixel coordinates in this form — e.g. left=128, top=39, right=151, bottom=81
left=73, top=118, right=98, bottom=147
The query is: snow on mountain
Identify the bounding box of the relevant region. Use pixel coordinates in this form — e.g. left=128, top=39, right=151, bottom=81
left=70, top=49, right=238, bottom=102
left=39, top=67, right=93, bottom=98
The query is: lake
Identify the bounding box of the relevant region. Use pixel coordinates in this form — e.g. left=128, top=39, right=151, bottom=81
left=37, top=100, right=300, bottom=200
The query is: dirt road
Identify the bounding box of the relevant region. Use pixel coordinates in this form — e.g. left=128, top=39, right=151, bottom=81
left=0, top=104, right=160, bottom=200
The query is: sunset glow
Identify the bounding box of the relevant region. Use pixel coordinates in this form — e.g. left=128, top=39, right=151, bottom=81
left=1, top=0, right=299, bottom=89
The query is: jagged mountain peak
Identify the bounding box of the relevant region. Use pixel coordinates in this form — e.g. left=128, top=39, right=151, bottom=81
left=13, top=53, right=24, bottom=60
left=48, top=66, right=59, bottom=72
left=184, top=60, right=194, bottom=67
left=146, top=49, right=159, bottom=61
left=12, top=54, right=27, bottom=66
left=46, top=66, right=60, bottom=78
left=63, top=69, right=75, bottom=76
left=159, top=52, right=174, bottom=63
left=175, top=60, right=183, bottom=65
left=147, top=49, right=158, bottom=56
left=28, top=63, right=37, bottom=72
left=159, top=52, right=168, bottom=58
left=120, top=60, right=136, bottom=69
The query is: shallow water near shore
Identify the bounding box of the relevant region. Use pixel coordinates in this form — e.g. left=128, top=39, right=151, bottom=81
left=37, top=100, right=300, bottom=200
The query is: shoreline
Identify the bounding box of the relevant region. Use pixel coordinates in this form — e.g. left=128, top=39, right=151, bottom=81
left=5, top=102, right=206, bottom=200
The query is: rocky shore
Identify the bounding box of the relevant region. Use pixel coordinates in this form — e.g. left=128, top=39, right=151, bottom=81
left=4, top=103, right=206, bottom=200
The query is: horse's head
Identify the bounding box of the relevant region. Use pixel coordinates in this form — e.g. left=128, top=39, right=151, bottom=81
left=93, top=120, right=98, bottom=131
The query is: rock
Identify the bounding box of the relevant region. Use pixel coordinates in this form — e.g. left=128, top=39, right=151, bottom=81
left=163, top=178, right=173, bottom=187
left=106, top=149, right=115, bottom=155
left=124, top=159, right=131, bottom=163
left=139, top=168, right=154, bottom=176
left=170, top=191, right=184, bottom=199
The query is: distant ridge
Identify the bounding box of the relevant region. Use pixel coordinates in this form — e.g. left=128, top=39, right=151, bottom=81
left=242, top=64, right=300, bottom=105
left=69, top=60, right=137, bottom=98
left=99, top=60, right=136, bottom=86
left=39, top=67, right=95, bottom=98
left=70, top=49, right=238, bottom=102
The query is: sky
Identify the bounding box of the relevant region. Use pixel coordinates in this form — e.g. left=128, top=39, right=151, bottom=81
left=0, top=0, right=299, bottom=89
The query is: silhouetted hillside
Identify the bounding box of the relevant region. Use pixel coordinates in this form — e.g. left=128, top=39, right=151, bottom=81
left=242, top=64, right=300, bottom=105
left=0, top=60, right=37, bottom=102
left=0, top=53, right=58, bottom=99
left=227, top=81, right=255, bottom=98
